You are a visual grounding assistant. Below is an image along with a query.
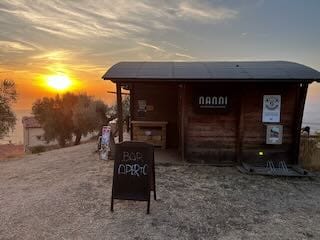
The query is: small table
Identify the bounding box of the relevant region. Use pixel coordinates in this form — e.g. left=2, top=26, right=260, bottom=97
left=131, top=121, right=168, bottom=149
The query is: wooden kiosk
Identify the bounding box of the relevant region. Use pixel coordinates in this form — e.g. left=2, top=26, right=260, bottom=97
left=102, top=61, right=320, bottom=166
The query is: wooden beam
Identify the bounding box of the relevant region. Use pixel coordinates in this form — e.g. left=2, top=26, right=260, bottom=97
left=107, top=91, right=130, bottom=95
left=236, top=88, right=245, bottom=164
left=116, top=83, right=123, bottom=142
left=129, top=84, right=134, bottom=141
left=178, top=84, right=186, bottom=161
left=292, top=83, right=308, bottom=165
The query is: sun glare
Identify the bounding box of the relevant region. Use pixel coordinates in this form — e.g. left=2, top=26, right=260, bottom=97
left=47, top=75, right=71, bottom=91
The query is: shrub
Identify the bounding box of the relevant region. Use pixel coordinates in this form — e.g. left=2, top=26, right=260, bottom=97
left=30, top=145, right=46, bottom=154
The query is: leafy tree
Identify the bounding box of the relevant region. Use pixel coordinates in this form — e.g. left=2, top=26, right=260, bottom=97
left=0, top=80, right=17, bottom=139
left=110, top=95, right=130, bottom=119
left=32, top=94, right=73, bottom=147
left=122, top=95, right=130, bottom=118
left=32, top=93, right=109, bottom=147
left=72, top=95, right=108, bottom=145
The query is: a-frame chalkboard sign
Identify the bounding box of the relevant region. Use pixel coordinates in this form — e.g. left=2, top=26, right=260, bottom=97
left=111, top=141, right=156, bottom=214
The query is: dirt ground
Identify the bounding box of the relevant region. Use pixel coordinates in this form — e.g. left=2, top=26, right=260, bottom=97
left=0, top=144, right=24, bottom=161
left=1, top=143, right=320, bottom=240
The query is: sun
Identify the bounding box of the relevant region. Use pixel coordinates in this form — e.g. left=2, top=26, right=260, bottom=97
left=47, top=74, right=72, bottom=91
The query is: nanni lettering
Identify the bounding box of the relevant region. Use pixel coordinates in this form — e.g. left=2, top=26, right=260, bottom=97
left=198, top=96, right=228, bottom=108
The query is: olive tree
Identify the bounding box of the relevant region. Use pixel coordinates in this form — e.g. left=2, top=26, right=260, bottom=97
left=32, top=93, right=109, bottom=147
left=0, top=79, right=17, bottom=139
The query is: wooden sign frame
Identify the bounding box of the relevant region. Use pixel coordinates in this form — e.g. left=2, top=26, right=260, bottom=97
left=110, top=141, right=156, bottom=214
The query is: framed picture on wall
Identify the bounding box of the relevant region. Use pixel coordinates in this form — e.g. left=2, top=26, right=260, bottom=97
left=262, top=95, right=281, bottom=123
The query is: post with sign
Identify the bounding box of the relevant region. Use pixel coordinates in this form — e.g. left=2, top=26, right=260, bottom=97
left=99, top=126, right=111, bottom=160
left=110, top=141, right=156, bottom=214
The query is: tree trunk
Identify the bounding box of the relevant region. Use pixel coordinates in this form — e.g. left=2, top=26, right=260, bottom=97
left=74, top=131, right=82, bottom=145
left=58, top=137, right=66, bottom=148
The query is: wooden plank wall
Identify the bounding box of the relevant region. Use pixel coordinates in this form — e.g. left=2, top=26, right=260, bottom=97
left=184, top=83, right=299, bottom=164
left=132, top=83, right=179, bottom=148
left=241, top=83, right=298, bottom=164
left=184, top=84, right=239, bottom=164
left=131, top=82, right=300, bottom=164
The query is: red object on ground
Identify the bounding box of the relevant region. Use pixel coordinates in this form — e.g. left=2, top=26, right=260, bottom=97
left=0, top=144, right=24, bottom=160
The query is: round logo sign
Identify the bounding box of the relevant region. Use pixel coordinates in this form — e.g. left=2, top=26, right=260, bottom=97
left=265, top=96, right=280, bottom=110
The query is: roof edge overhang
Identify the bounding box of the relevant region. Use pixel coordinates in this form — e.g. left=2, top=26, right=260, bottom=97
left=103, top=78, right=316, bottom=84
left=101, top=61, right=320, bottom=84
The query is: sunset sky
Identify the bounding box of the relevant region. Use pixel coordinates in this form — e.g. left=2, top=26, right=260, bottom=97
left=0, top=0, right=319, bottom=115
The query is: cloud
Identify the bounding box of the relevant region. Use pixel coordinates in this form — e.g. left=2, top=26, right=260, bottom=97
left=0, top=40, right=34, bottom=52
left=137, top=42, right=165, bottom=52
left=34, top=26, right=76, bottom=39
left=31, top=50, right=71, bottom=61
left=0, top=1, right=139, bottom=40
left=0, top=0, right=240, bottom=83
left=91, top=47, right=141, bottom=57
left=175, top=53, right=194, bottom=59
left=177, top=2, right=238, bottom=22
left=0, top=1, right=238, bottom=41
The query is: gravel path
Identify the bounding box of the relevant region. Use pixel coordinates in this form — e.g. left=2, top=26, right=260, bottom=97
left=0, top=142, right=320, bottom=240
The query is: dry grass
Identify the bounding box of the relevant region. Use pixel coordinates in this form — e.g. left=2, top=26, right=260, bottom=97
left=300, top=135, right=320, bottom=170
left=0, top=142, right=320, bottom=239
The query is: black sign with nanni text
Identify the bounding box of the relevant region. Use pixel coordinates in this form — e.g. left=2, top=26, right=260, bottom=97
left=111, top=141, right=156, bottom=214
left=194, top=90, right=230, bottom=113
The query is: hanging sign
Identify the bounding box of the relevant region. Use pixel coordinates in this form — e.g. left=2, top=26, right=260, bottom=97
left=266, top=125, right=283, bottom=145
left=110, top=141, right=156, bottom=214
left=138, top=100, right=147, bottom=112
left=198, top=95, right=228, bottom=109
left=101, top=126, right=111, bottom=145
left=262, top=95, right=281, bottom=123
left=193, top=87, right=233, bottom=113
left=137, top=100, right=147, bottom=117
left=194, top=94, right=230, bottom=113
left=99, top=126, right=112, bottom=160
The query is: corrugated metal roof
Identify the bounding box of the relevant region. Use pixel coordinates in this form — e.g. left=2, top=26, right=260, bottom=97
left=102, top=61, right=320, bottom=83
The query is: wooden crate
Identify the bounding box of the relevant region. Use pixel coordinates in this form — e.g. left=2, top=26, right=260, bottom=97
left=132, top=121, right=168, bottom=149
